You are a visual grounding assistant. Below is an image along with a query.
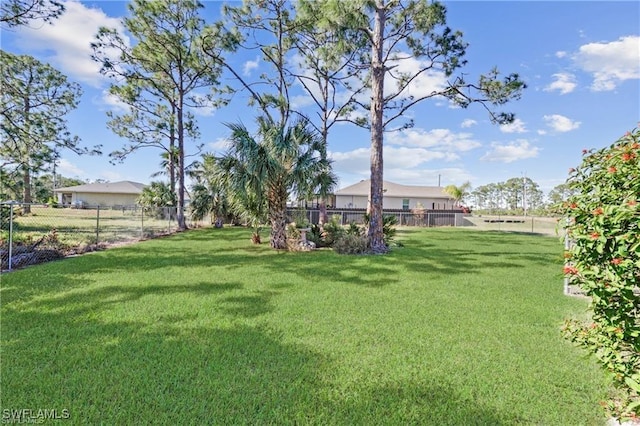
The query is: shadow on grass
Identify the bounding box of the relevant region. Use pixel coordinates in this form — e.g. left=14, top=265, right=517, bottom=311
left=2, top=304, right=509, bottom=424
left=1, top=227, right=562, bottom=303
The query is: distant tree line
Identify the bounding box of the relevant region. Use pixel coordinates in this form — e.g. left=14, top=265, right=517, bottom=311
left=448, top=178, right=578, bottom=215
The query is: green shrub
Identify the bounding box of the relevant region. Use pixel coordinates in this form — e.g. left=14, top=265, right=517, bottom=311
left=346, top=222, right=363, bottom=236
left=333, top=234, right=369, bottom=255
left=320, top=215, right=344, bottom=247
left=306, top=224, right=326, bottom=248
left=363, top=213, right=398, bottom=247
left=561, top=126, right=640, bottom=421
left=382, top=214, right=398, bottom=245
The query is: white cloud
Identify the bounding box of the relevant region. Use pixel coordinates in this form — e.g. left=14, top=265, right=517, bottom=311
left=243, top=56, right=260, bottom=76
left=499, top=118, right=527, bottom=134
left=58, top=159, right=85, bottom=177
left=555, top=51, right=568, bottom=58
left=537, top=129, right=547, bottom=135
left=189, top=93, right=217, bottom=117
left=573, top=35, right=640, bottom=91
left=543, top=114, right=581, bottom=132
left=461, top=119, right=477, bottom=128
left=544, top=73, right=577, bottom=95
left=329, top=146, right=451, bottom=173
left=329, top=146, right=472, bottom=186
left=385, top=54, right=448, bottom=99
left=329, top=148, right=371, bottom=176
left=481, top=139, right=539, bottom=163
left=385, top=167, right=474, bottom=187
left=13, top=1, right=128, bottom=87
left=208, top=138, right=229, bottom=152
left=387, top=128, right=482, bottom=152
left=290, top=95, right=315, bottom=109
left=99, top=89, right=129, bottom=113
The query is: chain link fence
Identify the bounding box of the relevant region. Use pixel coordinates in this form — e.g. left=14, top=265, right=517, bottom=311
left=1, top=202, right=206, bottom=270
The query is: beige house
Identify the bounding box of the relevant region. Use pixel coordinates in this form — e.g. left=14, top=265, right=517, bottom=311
left=54, top=181, right=146, bottom=207
left=334, top=180, right=455, bottom=210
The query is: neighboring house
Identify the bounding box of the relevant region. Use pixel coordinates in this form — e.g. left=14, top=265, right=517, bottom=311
left=54, top=181, right=146, bottom=207
left=334, top=180, right=455, bottom=210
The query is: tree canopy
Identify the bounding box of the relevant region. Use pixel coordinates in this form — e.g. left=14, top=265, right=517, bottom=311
left=0, top=50, right=87, bottom=211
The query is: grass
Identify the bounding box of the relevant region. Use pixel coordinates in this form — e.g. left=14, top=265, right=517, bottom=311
left=1, top=227, right=609, bottom=424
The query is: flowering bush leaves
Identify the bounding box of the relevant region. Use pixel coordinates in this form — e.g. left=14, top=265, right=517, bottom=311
left=561, top=127, right=640, bottom=421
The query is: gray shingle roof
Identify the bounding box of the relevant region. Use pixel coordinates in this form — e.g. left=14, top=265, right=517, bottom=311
left=54, top=181, right=146, bottom=194
left=335, top=180, right=452, bottom=199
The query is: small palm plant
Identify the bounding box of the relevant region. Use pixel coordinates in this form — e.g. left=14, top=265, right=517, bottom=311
left=215, top=117, right=336, bottom=249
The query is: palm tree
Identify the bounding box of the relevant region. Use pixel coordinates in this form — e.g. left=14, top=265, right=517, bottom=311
left=189, top=154, right=234, bottom=228
left=444, top=181, right=472, bottom=207
left=216, top=117, right=336, bottom=249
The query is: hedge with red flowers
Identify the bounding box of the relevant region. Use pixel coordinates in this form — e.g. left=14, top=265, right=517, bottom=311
left=561, top=127, right=640, bottom=420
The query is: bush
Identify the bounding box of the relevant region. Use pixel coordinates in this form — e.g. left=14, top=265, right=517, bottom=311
left=333, top=234, right=370, bottom=255
left=306, top=224, right=326, bottom=248
left=321, top=215, right=344, bottom=246
left=346, top=222, right=363, bottom=236
left=561, top=127, right=640, bottom=421
left=363, top=213, right=398, bottom=247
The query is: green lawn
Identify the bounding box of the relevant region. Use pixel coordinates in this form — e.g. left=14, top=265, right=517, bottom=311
left=1, top=227, right=608, bottom=424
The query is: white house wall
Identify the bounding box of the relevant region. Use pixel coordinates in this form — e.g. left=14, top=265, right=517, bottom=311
left=335, top=195, right=369, bottom=209
left=335, top=195, right=454, bottom=210
left=57, top=192, right=139, bottom=207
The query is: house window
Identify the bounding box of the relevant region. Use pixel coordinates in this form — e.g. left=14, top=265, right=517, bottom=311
left=402, top=199, right=410, bottom=211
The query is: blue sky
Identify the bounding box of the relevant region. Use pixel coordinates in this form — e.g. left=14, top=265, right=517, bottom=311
left=2, top=1, right=639, bottom=195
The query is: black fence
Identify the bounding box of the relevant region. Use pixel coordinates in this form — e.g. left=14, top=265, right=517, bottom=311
left=286, top=208, right=464, bottom=227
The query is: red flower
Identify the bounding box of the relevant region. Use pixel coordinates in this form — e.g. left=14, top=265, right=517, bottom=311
left=592, top=207, right=604, bottom=216
left=628, top=200, right=637, bottom=206
left=631, top=143, right=640, bottom=149
left=621, top=152, right=636, bottom=161
left=563, top=265, right=578, bottom=275
left=569, top=202, right=577, bottom=209
left=611, top=258, right=623, bottom=265
left=608, top=166, right=617, bottom=173
left=590, top=232, right=600, bottom=240
left=582, top=149, right=588, bottom=155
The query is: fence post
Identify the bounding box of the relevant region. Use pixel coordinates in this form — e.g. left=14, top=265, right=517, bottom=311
left=8, top=203, right=14, bottom=270
left=531, top=217, right=534, bottom=233
left=141, top=208, right=144, bottom=239
left=96, top=206, right=100, bottom=244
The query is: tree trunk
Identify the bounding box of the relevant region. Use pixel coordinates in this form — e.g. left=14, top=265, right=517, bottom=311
left=319, top=199, right=327, bottom=225
left=22, top=167, right=32, bottom=214
left=269, top=186, right=288, bottom=250
left=176, top=92, right=187, bottom=230
left=22, top=97, right=32, bottom=214
left=367, top=0, right=387, bottom=254
left=319, top=122, right=329, bottom=225
left=169, top=103, right=176, bottom=197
